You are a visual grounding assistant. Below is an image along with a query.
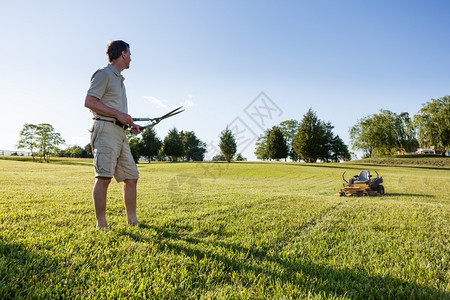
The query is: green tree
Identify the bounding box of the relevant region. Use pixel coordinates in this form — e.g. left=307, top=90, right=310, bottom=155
left=180, top=131, right=206, bottom=161
left=349, top=116, right=375, bottom=158
left=157, top=147, right=167, bottom=161
left=330, top=135, right=351, bottom=162
left=163, top=128, right=185, bottom=162
left=17, top=124, right=38, bottom=160
left=414, top=96, right=450, bottom=154
left=320, top=122, right=335, bottom=162
left=219, top=126, right=237, bottom=163
left=292, top=109, right=327, bottom=163
left=62, top=147, right=72, bottom=157
left=278, top=119, right=300, bottom=161
left=35, top=123, right=65, bottom=161
left=266, top=126, right=288, bottom=161
left=67, top=145, right=85, bottom=158
left=392, top=112, right=418, bottom=153
left=129, top=138, right=141, bottom=163
left=84, top=143, right=93, bottom=158
left=235, top=153, right=247, bottom=161
left=212, top=154, right=226, bottom=161
left=126, top=132, right=141, bottom=163
left=140, top=127, right=162, bottom=163
left=350, top=110, right=418, bottom=157
left=254, top=129, right=270, bottom=161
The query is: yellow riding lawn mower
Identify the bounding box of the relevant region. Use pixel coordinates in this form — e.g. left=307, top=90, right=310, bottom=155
left=338, top=170, right=385, bottom=197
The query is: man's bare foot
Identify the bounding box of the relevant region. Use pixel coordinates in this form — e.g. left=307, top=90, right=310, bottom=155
left=96, top=222, right=109, bottom=230
left=127, top=219, right=140, bottom=226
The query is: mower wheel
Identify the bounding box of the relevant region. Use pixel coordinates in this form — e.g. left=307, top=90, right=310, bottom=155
left=377, top=185, right=385, bottom=195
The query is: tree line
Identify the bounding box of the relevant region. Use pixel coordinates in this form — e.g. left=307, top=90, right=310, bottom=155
left=127, top=126, right=244, bottom=163
left=255, top=108, right=351, bottom=162
left=16, top=123, right=244, bottom=163
left=128, top=128, right=207, bottom=162
left=255, top=95, right=449, bottom=161
left=16, top=95, right=448, bottom=162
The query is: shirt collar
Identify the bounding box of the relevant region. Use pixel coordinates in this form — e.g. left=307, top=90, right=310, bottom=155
left=107, top=64, right=125, bottom=80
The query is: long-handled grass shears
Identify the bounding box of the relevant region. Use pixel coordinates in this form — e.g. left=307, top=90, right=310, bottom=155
left=133, top=106, right=184, bottom=130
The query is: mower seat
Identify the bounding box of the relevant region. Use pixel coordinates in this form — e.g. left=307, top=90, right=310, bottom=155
left=355, top=170, right=370, bottom=183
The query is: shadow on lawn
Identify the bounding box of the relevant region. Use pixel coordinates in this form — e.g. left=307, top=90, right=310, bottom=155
left=125, top=223, right=448, bottom=299
left=350, top=162, right=450, bottom=171
left=243, top=161, right=349, bottom=170
left=242, top=160, right=450, bottom=171
left=48, top=159, right=93, bottom=167
left=0, top=240, right=57, bottom=298
left=0, top=156, right=93, bottom=167
left=384, top=193, right=435, bottom=198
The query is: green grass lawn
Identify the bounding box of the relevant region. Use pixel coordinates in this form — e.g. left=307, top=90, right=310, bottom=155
left=0, top=157, right=449, bottom=299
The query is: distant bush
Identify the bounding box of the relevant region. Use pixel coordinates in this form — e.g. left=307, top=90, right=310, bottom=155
left=212, top=154, right=226, bottom=161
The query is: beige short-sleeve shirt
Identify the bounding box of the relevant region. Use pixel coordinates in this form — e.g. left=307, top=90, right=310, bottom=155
left=87, top=64, right=128, bottom=120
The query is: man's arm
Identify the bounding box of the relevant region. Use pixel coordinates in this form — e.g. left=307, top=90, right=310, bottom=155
left=84, top=95, right=133, bottom=125
left=84, top=95, right=142, bottom=134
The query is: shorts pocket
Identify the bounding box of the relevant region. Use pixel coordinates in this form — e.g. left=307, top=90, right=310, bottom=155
left=91, top=121, right=105, bottom=148
left=94, top=151, right=114, bottom=177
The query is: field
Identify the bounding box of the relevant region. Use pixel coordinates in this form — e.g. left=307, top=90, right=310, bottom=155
left=0, top=157, right=449, bottom=299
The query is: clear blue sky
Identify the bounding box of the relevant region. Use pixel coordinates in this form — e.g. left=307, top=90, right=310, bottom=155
left=1, top=0, right=449, bottom=160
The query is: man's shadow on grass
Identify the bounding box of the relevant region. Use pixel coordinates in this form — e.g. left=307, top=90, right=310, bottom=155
left=126, top=223, right=448, bottom=299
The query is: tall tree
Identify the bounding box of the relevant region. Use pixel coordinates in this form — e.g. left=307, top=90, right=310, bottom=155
left=180, top=131, right=206, bottom=161
left=266, top=126, right=288, bottom=161
left=278, top=119, right=300, bottom=161
left=140, top=127, right=162, bottom=163
left=17, top=123, right=39, bottom=160
left=320, top=122, right=335, bottom=162
left=126, top=132, right=141, bottom=164
left=219, top=126, right=237, bottom=163
left=292, top=109, right=327, bottom=163
left=414, top=96, right=450, bottom=154
left=330, top=135, right=351, bottom=162
left=392, top=112, right=418, bottom=154
left=35, top=123, right=65, bottom=161
left=163, top=128, right=185, bottom=162
left=254, top=129, right=270, bottom=161
left=349, top=116, right=375, bottom=158
left=84, top=143, right=94, bottom=158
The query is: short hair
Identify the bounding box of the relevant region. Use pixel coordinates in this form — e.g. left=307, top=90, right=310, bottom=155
left=106, top=40, right=130, bottom=62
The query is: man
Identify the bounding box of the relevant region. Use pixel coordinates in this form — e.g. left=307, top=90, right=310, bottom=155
left=84, top=40, right=142, bottom=229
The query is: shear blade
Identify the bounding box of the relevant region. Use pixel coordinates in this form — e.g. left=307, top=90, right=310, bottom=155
left=160, top=106, right=184, bottom=120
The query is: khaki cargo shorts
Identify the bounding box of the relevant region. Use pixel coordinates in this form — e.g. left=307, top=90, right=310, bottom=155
left=90, top=120, right=139, bottom=182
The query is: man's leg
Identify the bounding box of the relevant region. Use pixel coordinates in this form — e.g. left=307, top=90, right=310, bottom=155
left=92, top=177, right=112, bottom=229
left=123, top=179, right=140, bottom=226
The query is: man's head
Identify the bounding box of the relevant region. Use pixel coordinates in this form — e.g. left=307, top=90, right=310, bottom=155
left=106, top=40, right=131, bottom=68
